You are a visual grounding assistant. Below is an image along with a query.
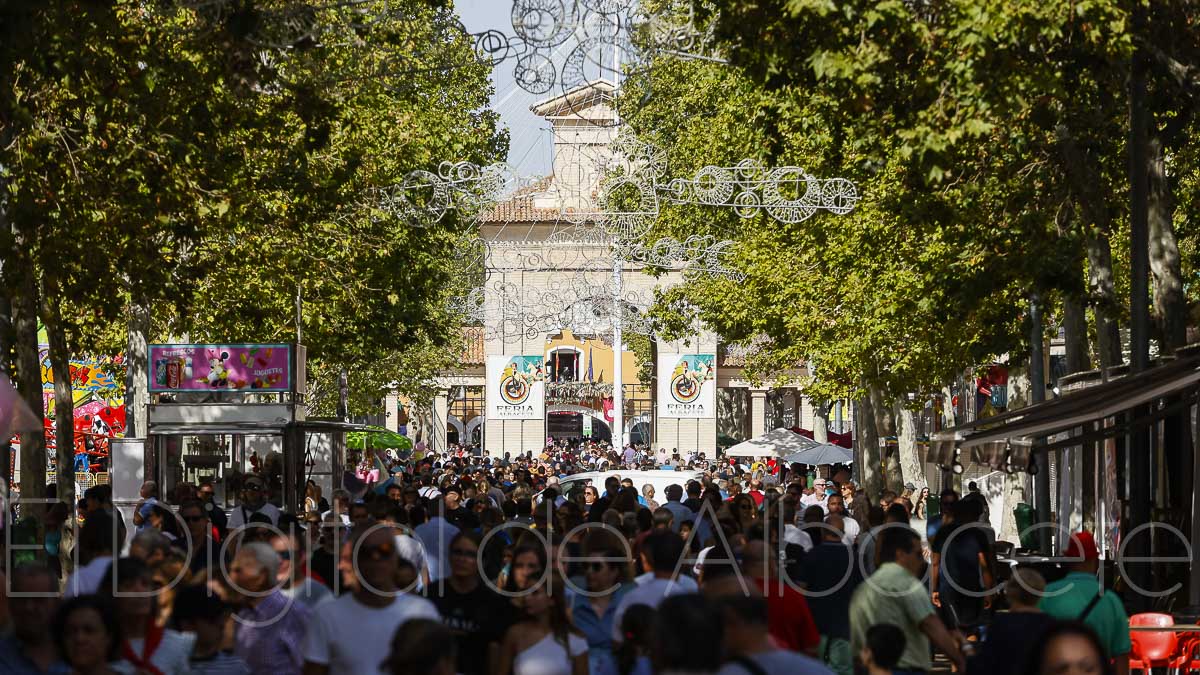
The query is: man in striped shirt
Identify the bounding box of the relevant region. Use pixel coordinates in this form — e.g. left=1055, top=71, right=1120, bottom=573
left=230, top=542, right=311, bottom=675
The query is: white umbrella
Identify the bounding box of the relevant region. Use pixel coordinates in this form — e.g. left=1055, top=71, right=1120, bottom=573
left=723, top=428, right=818, bottom=458
left=782, top=442, right=854, bottom=466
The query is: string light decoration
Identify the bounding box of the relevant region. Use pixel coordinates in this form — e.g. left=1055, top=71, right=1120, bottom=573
left=467, top=0, right=721, bottom=126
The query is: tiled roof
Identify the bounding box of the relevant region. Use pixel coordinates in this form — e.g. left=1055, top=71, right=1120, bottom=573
left=461, top=326, right=485, bottom=365
left=718, top=344, right=748, bottom=368
left=513, top=175, right=554, bottom=197
left=480, top=195, right=567, bottom=223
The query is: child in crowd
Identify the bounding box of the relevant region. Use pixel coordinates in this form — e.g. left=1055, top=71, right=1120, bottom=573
left=861, top=624, right=905, bottom=675
left=172, top=585, right=250, bottom=675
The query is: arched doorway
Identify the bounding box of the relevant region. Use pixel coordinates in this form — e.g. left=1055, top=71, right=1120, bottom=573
left=546, top=405, right=612, bottom=443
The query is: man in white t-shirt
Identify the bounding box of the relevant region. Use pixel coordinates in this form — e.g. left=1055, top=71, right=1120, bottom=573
left=302, top=524, right=439, bottom=674
left=612, top=530, right=694, bottom=643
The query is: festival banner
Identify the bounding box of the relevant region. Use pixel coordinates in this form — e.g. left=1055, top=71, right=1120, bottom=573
left=657, top=353, right=716, bottom=419
left=487, top=355, right=545, bottom=420
left=149, top=344, right=293, bottom=393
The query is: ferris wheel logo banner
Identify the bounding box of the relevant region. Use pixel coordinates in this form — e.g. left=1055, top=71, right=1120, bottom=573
left=487, top=355, right=545, bottom=420
left=658, top=353, right=716, bottom=419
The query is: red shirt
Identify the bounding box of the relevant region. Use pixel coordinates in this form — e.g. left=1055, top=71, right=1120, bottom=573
left=748, top=490, right=765, bottom=507
left=755, top=576, right=820, bottom=654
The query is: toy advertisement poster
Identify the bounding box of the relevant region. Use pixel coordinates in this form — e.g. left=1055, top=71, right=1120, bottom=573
left=149, top=344, right=292, bottom=392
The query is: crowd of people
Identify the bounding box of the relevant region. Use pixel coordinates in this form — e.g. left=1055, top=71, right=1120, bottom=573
left=0, top=439, right=1130, bottom=675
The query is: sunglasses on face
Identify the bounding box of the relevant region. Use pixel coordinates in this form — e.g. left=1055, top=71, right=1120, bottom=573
left=450, top=547, right=476, bottom=558
left=183, top=514, right=207, bottom=523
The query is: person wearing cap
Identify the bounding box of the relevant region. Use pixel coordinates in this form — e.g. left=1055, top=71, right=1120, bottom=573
left=228, top=475, right=281, bottom=530
left=1038, top=532, right=1130, bottom=673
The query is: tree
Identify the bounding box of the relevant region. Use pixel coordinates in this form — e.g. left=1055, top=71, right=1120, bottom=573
left=0, top=1, right=505, bottom=504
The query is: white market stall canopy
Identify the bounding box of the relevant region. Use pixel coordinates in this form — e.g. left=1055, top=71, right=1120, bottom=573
left=724, top=428, right=819, bottom=458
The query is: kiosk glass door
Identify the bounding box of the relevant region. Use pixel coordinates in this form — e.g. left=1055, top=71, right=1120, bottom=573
left=157, top=433, right=284, bottom=509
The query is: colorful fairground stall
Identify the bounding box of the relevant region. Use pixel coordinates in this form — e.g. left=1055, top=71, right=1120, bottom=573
left=132, top=343, right=357, bottom=516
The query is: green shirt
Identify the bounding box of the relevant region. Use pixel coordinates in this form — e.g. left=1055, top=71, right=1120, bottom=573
left=849, top=562, right=935, bottom=672
left=1039, top=571, right=1131, bottom=657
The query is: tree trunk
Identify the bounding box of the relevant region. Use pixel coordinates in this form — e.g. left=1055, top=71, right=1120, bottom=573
left=894, top=400, right=923, bottom=490
left=125, top=300, right=150, bottom=438
left=999, top=367, right=1033, bottom=543
left=1056, top=124, right=1124, bottom=368
left=40, top=288, right=75, bottom=507
left=1062, top=295, right=1091, bottom=375
left=812, top=401, right=830, bottom=443
left=1086, top=234, right=1125, bottom=370
left=1147, top=132, right=1188, bottom=352
left=11, top=254, right=46, bottom=502
left=869, top=384, right=902, bottom=492
left=0, top=293, right=13, bottom=486
left=855, top=388, right=884, bottom=499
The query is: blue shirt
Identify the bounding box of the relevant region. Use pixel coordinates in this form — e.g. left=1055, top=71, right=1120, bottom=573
left=0, top=636, right=70, bottom=675
left=661, top=500, right=693, bottom=532
left=571, top=582, right=633, bottom=658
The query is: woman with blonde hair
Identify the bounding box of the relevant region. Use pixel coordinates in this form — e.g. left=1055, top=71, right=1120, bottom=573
left=304, top=480, right=325, bottom=515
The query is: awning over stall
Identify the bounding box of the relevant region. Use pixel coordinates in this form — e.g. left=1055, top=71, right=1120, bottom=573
left=930, top=350, right=1200, bottom=468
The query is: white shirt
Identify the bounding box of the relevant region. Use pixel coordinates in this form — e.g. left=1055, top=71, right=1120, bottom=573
left=394, top=533, right=429, bottom=588
left=64, top=556, right=113, bottom=598
left=835, top=513, right=861, bottom=545
left=612, top=576, right=698, bottom=642
left=301, top=592, right=439, bottom=674
left=227, top=502, right=282, bottom=529
left=514, top=632, right=588, bottom=675
left=414, top=517, right=459, bottom=582
left=783, top=524, right=814, bottom=553
left=800, top=494, right=828, bottom=514
left=116, top=629, right=197, bottom=675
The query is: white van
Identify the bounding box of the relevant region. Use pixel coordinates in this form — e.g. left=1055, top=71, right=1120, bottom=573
left=557, top=469, right=704, bottom=499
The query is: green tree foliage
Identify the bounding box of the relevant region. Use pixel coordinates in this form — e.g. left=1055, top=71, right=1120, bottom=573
left=0, top=1, right=504, bottom=495
left=629, top=0, right=1200, bottom=403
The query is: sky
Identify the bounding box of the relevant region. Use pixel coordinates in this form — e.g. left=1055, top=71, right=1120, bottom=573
left=454, top=0, right=555, bottom=179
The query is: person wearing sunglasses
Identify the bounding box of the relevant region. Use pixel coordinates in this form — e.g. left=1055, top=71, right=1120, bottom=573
left=429, top=531, right=515, bottom=675
left=269, top=526, right=332, bottom=611
left=196, top=480, right=228, bottom=540
left=302, top=524, right=439, bottom=675
left=227, top=476, right=280, bottom=530
left=569, top=548, right=633, bottom=675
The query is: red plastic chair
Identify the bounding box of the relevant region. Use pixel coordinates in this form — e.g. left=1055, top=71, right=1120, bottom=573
left=1176, top=632, right=1200, bottom=674
left=1129, top=613, right=1186, bottom=673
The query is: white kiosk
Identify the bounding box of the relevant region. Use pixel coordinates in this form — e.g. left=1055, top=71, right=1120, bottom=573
left=133, top=343, right=355, bottom=516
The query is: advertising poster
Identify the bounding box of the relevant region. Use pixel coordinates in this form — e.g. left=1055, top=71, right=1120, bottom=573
left=149, top=344, right=292, bottom=392
left=657, top=353, right=716, bottom=418
left=487, top=355, right=545, bottom=420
